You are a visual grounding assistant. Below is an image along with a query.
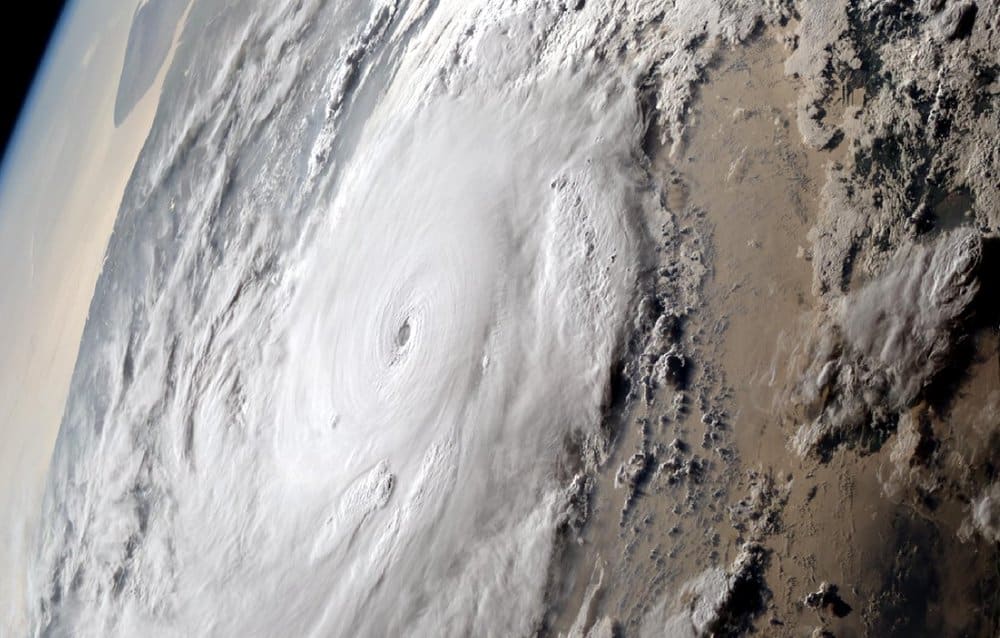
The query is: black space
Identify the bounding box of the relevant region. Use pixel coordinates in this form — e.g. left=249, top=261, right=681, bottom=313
left=1, top=2, right=68, bottom=164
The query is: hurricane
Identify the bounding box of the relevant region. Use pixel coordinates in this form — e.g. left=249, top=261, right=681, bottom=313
left=30, top=1, right=651, bottom=635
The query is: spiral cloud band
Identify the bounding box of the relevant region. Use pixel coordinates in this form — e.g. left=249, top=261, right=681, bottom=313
left=31, top=1, right=654, bottom=635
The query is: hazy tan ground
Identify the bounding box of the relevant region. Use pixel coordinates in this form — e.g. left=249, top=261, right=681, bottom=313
left=547, top=30, right=1000, bottom=638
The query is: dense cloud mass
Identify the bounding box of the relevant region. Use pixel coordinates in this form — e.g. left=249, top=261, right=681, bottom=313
left=32, top=0, right=661, bottom=635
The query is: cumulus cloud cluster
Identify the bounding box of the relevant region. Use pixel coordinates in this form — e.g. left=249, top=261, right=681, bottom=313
left=790, top=228, right=983, bottom=458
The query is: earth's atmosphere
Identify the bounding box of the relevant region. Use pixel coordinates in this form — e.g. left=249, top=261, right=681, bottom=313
left=4, top=0, right=1000, bottom=636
